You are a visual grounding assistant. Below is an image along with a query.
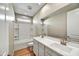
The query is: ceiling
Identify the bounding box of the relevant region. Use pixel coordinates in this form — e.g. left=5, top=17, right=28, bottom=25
left=13, top=3, right=45, bottom=17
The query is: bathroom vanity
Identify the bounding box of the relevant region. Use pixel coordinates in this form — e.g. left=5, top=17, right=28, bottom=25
left=33, top=36, right=79, bottom=56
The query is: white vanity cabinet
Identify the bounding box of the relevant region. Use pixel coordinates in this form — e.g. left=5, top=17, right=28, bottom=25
left=33, top=39, right=62, bottom=56
left=33, top=39, right=44, bottom=56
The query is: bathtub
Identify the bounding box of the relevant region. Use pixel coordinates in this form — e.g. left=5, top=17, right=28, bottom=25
left=14, top=39, right=33, bottom=51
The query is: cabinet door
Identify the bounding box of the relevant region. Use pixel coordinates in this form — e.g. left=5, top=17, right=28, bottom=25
left=38, top=43, right=44, bottom=56
left=33, top=39, right=39, bottom=56
left=45, top=47, right=62, bottom=56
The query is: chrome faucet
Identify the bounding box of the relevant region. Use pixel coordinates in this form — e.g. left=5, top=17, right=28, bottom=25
left=60, top=36, right=69, bottom=45
left=60, top=39, right=67, bottom=45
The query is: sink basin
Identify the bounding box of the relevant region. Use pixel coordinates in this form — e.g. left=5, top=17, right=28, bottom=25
left=68, top=42, right=79, bottom=48
left=50, top=43, right=73, bottom=53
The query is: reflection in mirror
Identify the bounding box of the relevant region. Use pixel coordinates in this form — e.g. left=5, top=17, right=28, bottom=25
left=41, top=19, right=46, bottom=38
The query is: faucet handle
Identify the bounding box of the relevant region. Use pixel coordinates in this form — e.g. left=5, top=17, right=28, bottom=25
left=67, top=36, right=70, bottom=38
left=67, top=36, right=71, bottom=42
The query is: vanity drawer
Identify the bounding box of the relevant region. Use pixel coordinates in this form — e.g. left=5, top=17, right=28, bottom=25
left=45, top=47, right=62, bottom=56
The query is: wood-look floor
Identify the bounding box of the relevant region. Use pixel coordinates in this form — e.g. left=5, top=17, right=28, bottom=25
left=14, top=47, right=35, bottom=56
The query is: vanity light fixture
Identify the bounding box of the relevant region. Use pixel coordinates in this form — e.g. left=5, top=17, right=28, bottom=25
left=0, top=6, right=9, bottom=11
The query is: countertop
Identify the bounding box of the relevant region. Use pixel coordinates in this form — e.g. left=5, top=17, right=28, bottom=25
left=33, top=36, right=79, bottom=56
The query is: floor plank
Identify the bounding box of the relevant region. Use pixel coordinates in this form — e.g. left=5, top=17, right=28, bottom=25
left=14, top=47, right=35, bottom=56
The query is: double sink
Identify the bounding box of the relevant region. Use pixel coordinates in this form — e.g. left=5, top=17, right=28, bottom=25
left=40, top=36, right=79, bottom=56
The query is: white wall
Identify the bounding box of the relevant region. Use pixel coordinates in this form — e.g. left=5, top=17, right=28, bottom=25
left=67, top=8, right=79, bottom=42
left=67, top=8, right=79, bottom=35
